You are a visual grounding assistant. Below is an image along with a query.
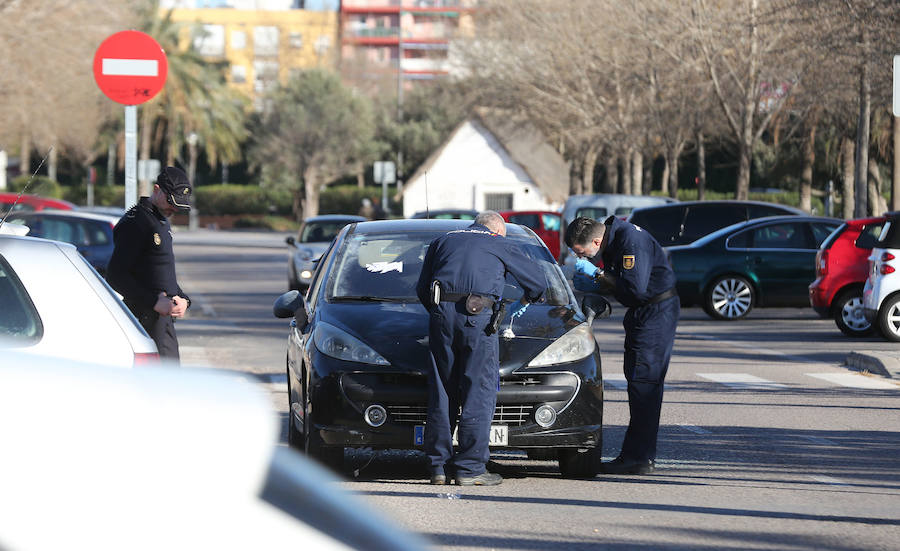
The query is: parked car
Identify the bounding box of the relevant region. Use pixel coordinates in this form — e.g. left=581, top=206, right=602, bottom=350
left=0, top=231, right=158, bottom=366
left=499, top=210, right=562, bottom=260
left=0, top=192, right=76, bottom=214
left=667, top=215, right=841, bottom=320
left=628, top=200, right=805, bottom=247
left=409, top=208, right=479, bottom=220
left=6, top=210, right=119, bottom=275
left=286, top=215, right=367, bottom=291
left=863, top=211, right=900, bottom=341
left=809, top=216, right=885, bottom=336
left=273, top=219, right=607, bottom=478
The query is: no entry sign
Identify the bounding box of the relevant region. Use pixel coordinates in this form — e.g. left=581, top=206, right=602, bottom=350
left=93, top=31, right=168, bottom=105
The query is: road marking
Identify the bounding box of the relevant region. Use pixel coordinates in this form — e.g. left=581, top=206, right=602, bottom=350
left=603, top=373, right=628, bottom=389
left=179, top=345, right=210, bottom=367
left=809, top=475, right=847, bottom=486
left=678, top=424, right=711, bottom=434
left=102, top=58, right=159, bottom=76
left=807, top=372, right=898, bottom=390
left=697, top=373, right=787, bottom=389
left=798, top=435, right=838, bottom=446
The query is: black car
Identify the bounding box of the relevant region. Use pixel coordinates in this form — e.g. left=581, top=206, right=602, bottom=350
left=627, top=200, right=805, bottom=247
left=6, top=210, right=119, bottom=275
left=409, top=209, right=479, bottom=220
left=273, top=219, right=607, bottom=478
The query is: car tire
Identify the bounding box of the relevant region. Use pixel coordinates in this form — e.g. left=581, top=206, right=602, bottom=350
left=557, top=447, right=602, bottom=478
left=286, top=368, right=303, bottom=450
left=877, top=294, right=900, bottom=342
left=703, top=275, right=754, bottom=320
left=833, top=289, right=873, bottom=337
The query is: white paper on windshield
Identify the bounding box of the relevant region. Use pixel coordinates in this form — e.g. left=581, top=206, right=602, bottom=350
left=365, top=261, right=403, bottom=274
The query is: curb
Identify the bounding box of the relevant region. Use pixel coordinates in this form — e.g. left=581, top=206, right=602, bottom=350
left=845, top=351, right=900, bottom=379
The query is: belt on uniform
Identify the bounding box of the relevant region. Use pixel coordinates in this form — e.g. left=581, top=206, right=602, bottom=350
left=440, top=292, right=496, bottom=314
left=645, top=288, right=677, bottom=305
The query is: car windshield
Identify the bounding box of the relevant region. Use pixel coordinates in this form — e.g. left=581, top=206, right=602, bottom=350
left=327, top=230, right=572, bottom=305
left=300, top=221, right=352, bottom=243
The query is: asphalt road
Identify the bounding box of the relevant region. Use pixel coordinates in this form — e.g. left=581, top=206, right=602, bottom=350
left=174, top=229, right=900, bottom=551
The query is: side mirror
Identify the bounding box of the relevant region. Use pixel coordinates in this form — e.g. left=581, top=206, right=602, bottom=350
left=581, top=293, right=612, bottom=324
left=273, top=290, right=309, bottom=329
left=285, top=236, right=295, bottom=246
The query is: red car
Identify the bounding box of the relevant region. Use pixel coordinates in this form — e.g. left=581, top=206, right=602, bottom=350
left=499, top=210, right=561, bottom=260
left=0, top=192, right=75, bottom=215
left=809, top=216, right=885, bottom=336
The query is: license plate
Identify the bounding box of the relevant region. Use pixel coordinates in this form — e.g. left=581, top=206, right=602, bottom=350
left=414, top=425, right=508, bottom=447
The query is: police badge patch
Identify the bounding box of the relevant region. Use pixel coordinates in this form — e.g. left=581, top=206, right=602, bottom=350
left=622, top=255, right=635, bottom=270
left=153, top=232, right=161, bottom=246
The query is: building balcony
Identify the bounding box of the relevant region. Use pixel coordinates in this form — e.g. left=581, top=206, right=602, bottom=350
left=341, top=0, right=469, bottom=15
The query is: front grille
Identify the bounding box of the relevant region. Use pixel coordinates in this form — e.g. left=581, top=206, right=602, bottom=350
left=386, top=404, right=535, bottom=426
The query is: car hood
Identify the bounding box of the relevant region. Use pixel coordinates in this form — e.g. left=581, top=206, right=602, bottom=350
left=319, top=302, right=586, bottom=374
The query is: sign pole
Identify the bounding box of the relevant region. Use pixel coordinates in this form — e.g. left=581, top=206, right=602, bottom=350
left=124, top=105, right=138, bottom=209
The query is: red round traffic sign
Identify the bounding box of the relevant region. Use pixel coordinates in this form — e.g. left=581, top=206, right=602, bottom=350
left=93, top=30, right=168, bottom=105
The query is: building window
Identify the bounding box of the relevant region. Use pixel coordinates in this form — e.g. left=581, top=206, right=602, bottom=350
left=253, top=60, right=279, bottom=93
left=231, top=64, right=247, bottom=84
left=289, top=32, right=303, bottom=49
left=193, top=24, right=225, bottom=57
left=314, top=35, right=331, bottom=56
left=254, top=26, right=279, bottom=57
left=485, top=193, right=513, bottom=211
left=231, top=30, right=246, bottom=50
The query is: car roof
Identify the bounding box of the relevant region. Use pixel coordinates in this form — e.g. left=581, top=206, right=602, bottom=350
left=0, top=192, right=76, bottom=208
left=630, top=200, right=805, bottom=214
left=9, top=209, right=119, bottom=223
left=688, top=214, right=842, bottom=244
left=409, top=209, right=479, bottom=218
left=303, top=214, right=367, bottom=223
left=350, top=218, right=533, bottom=237
left=499, top=210, right=560, bottom=216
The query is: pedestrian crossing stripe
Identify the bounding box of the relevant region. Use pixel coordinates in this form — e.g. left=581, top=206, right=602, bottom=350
left=697, top=373, right=787, bottom=389
left=806, top=372, right=898, bottom=390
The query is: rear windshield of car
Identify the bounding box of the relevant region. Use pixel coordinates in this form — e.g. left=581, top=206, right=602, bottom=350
left=0, top=256, right=42, bottom=345
left=576, top=207, right=607, bottom=220
left=818, top=223, right=847, bottom=250
left=327, top=231, right=572, bottom=305
left=508, top=213, right=540, bottom=229
left=300, top=221, right=353, bottom=243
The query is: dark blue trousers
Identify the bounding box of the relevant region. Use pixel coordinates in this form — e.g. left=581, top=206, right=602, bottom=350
left=138, top=311, right=180, bottom=364
left=424, top=301, right=498, bottom=478
left=620, top=296, right=679, bottom=461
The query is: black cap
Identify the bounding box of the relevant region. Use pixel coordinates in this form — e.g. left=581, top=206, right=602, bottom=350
left=156, top=167, right=192, bottom=212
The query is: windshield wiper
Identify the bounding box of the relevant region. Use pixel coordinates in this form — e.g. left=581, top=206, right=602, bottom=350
left=331, top=295, right=410, bottom=303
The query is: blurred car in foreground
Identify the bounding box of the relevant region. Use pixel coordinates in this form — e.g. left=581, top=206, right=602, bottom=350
left=409, top=208, right=479, bottom=220
left=273, top=219, right=606, bottom=478
left=864, top=211, right=900, bottom=341
left=286, top=215, right=367, bottom=291
left=0, top=191, right=76, bottom=214
left=6, top=210, right=119, bottom=275
left=628, top=200, right=805, bottom=247
left=809, top=216, right=884, bottom=336
left=499, top=210, right=562, bottom=260
left=0, top=353, right=430, bottom=550
left=668, top=215, right=841, bottom=320
left=0, top=230, right=157, bottom=366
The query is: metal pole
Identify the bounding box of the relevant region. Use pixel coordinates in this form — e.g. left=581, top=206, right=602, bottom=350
left=395, top=8, right=404, bottom=215
left=124, top=105, right=138, bottom=209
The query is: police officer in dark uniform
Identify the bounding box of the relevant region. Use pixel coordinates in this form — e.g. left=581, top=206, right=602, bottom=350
left=416, top=211, right=546, bottom=486
left=107, top=167, right=192, bottom=363
left=565, top=215, right=678, bottom=475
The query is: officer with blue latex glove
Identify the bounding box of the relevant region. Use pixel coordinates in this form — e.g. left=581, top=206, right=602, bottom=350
left=573, top=257, right=604, bottom=293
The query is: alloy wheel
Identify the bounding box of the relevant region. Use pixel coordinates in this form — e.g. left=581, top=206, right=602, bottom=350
left=707, top=276, right=753, bottom=320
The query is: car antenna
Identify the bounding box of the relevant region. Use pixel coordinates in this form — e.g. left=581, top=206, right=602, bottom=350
left=424, top=170, right=430, bottom=219
left=0, top=146, right=53, bottom=230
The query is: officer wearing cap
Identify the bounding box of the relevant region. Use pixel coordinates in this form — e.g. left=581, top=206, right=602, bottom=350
left=107, top=167, right=193, bottom=363
left=565, top=215, right=678, bottom=475
left=415, top=211, right=546, bottom=486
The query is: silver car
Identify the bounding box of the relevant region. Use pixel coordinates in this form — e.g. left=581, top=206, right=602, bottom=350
left=0, top=231, right=158, bottom=367
left=285, top=215, right=366, bottom=291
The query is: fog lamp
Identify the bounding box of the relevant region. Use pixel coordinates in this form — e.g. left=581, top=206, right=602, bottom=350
left=300, top=270, right=313, bottom=279
left=534, top=405, right=557, bottom=428
left=364, top=404, right=387, bottom=427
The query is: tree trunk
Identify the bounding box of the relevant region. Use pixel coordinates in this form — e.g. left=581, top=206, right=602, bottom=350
left=622, top=151, right=633, bottom=194
left=357, top=165, right=365, bottom=189
left=853, top=26, right=870, bottom=218
left=47, top=143, right=57, bottom=182
left=841, top=137, right=855, bottom=219
left=569, top=159, right=581, bottom=195
left=20, top=134, right=30, bottom=177
left=583, top=146, right=598, bottom=195
left=697, top=131, right=707, bottom=201
left=893, top=115, right=900, bottom=210
left=303, top=166, right=321, bottom=219
left=667, top=143, right=684, bottom=199
left=139, top=105, right=154, bottom=197
left=602, top=155, right=617, bottom=193
left=800, top=124, right=815, bottom=213
left=643, top=161, right=652, bottom=196
left=631, top=150, right=643, bottom=196
left=660, top=154, right=670, bottom=196
left=868, top=157, right=886, bottom=216
left=107, top=141, right=116, bottom=186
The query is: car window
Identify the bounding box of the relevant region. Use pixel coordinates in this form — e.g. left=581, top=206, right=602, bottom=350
left=727, top=229, right=751, bottom=249
left=40, top=218, right=86, bottom=245
left=541, top=214, right=560, bottom=232
left=629, top=207, right=682, bottom=243
left=0, top=256, right=42, bottom=344
left=307, top=239, right=338, bottom=313
left=810, top=222, right=841, bottom=247
left=855, top=223, right=884, bottom=249
left=86, top=220, right=111, bottom=246
left=508, top=213, right=540, bottom=230
left=1, top=202, right=35, bottom=213
left=576, top=207, right=607, bottom=220
left=681, top=205, right=745, bottom=244
left=300, top=221, right=351, bottom=243
left=614, top=206, right=635, bottom=215
left=749, top=222, right=811, bottom=249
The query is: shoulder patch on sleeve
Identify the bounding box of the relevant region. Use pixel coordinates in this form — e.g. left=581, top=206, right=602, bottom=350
left=622, top=255, right=635, bottom=270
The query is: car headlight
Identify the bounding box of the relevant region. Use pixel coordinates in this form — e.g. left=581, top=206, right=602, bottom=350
left=313, top=321, right=389, bottom=365
left=527, top=323, right=595, bottom=367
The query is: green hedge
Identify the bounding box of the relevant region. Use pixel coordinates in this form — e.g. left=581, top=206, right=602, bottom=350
left=8, top=175, right=62, bottom=198
left=653, top=189, right=826, bottom=215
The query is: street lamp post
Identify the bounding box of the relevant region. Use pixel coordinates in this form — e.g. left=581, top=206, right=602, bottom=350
left=187, top=132, right=199, bottom=231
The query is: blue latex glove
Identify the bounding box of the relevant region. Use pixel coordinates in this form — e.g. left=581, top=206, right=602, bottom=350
left=574, top=258, right=599, bottom=278
left=573, top=272, right=603, bottom=292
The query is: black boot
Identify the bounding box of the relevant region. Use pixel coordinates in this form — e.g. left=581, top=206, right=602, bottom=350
left=600, top=457, right=655, bottom=475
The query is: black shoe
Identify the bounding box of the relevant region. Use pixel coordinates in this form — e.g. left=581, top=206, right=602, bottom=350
left=430, top=473, right=447, bottom=485
left=456, top=471, right=503, bottom=486
left=600, top=457, right=655, bottom=475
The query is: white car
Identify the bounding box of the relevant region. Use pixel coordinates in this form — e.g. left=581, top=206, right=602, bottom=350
left=862, top=213, right=900, bottom=341
left=285, top=215, right=366, bottom=291
left=0, top=229, right=158, bottom=366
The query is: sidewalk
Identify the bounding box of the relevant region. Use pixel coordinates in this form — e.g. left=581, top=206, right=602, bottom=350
left=845, top=350, right=900, bottom=379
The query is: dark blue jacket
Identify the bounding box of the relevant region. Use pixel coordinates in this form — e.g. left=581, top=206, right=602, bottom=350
left=416, top=223, right=546, bottom=306
left=601, top=216, right=675, bottom=308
